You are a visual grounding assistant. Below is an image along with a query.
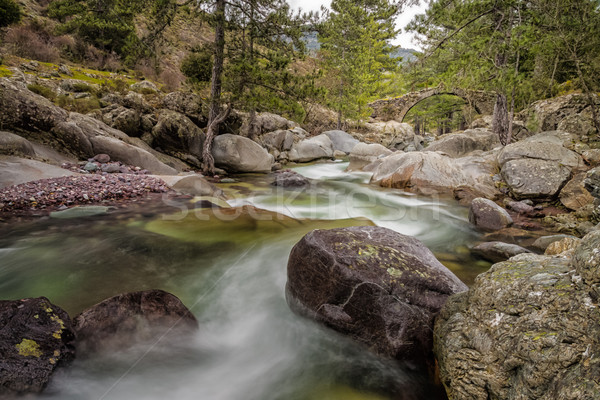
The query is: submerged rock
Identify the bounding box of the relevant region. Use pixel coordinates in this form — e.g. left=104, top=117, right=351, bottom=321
left=73, top=290, right=198, bottom=356
left=271, top=170, right=310, bottom=188
left=471, top=241, right=532, bottom=263
left=435, top=231, right=600, bottom=400
left=0, top=298, right=76, bottom=395
left=286, top=226, right=467, bottom=365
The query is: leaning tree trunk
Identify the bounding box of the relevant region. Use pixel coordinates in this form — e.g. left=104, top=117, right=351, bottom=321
left=493, top=93, right=511, bottom=146
left=202, top=0, right=226, bottom=175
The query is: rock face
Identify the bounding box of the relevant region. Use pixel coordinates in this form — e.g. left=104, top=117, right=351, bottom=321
left=151, top=110, right=204, bottom=162
left=322, top=130, right=360, bottom=154
left=212, top=134, right=274, bottom=173
left=0, top=80, right=178, bottom=174
left=0, top=131, right=36, bottom=157
left=73, top=290, right=198, bottom=356
left=584, top=167, right=600, bottom=199
left=161, top=92, right=206, bottom=126
left=519, top=93, right=599, bottom=133
left=435, top=231, right=600, bottom=400
left=286, top=226, right=467, bottom=364
left=498, top=132, right=584, bottom=200
left=0, top=298, right=76, bottom=394
left=288, top=134, right=334, bottom=163
left=347, top=142, right=393, bottom=171
left=425, top=129, right=499, bottom=158
left=370, top=151, right=499, bottom=198
left=469, top=198, right=513, bottom=231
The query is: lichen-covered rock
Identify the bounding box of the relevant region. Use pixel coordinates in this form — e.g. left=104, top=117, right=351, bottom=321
left=545, top=237, right=581, bottom=256
left=498, top=132, right=584, bottom=200
left=0, top=298, right=75, bottom=395
left=286, top=226, right=467, bottom=364
left=161, top=92, right=206, bottom=126
left=73, top=290, right=198, bottom=356
left=435, top=231, right=600, bottom=400
left=469, top=198, right=513, bottom=231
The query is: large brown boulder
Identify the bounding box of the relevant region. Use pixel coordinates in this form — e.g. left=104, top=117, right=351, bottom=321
left=73, top=290, right=198, bottom=356
left=286, top=226, right=467, bottom=364
left=0, top=298, right=76, bottom=395
left=469, top=198, right=513, bottom=231
left=212, top=134, right=274, bottom=173
left=370, top=151, right=499, bottom=198
left=434, top=231, right=600, bottom=400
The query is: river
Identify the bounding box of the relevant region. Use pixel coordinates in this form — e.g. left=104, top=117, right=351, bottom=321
left=0, top=162, right=490, bottom=400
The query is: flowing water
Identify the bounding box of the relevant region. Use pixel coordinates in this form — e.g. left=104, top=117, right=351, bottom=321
left=0, top=162, right=491, bottom=400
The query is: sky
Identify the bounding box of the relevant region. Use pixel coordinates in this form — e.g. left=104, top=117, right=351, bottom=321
left=288, top=0, right=428, bottom=50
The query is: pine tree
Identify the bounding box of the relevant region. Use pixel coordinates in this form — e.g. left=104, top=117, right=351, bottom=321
left=318, top=0, right=400, bottom=129
left=199, top=0, right=317, bottom=174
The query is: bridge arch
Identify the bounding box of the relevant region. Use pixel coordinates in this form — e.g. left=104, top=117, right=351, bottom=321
left=370, top=88, right=496, bottom=122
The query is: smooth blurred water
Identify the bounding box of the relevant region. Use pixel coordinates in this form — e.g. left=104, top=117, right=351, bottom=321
left=0, top=162, right=489, bottom=400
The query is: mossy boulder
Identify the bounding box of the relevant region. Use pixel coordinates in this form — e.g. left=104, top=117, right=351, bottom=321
left=286, top=226, right=467, bottom=365
left=435, top=230, right=600, bottom=400
left=0, top=297, right=75, bottom=395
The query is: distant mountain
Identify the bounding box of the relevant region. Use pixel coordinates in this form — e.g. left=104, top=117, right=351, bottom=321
left=301, top=31, right=418, bottom=63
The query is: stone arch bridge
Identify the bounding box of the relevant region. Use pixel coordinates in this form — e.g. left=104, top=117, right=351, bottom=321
left=369, top=88, right=496, bottom=122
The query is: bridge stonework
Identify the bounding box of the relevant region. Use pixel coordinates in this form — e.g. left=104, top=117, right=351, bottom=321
left=369, top=88, right=496, bottom=122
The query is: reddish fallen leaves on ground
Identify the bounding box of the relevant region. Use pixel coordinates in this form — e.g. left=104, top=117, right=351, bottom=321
left=0, top=175, right=170, bottom=213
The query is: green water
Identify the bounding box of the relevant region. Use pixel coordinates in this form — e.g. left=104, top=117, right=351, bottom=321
left=0, top=162, right=489, bottom=400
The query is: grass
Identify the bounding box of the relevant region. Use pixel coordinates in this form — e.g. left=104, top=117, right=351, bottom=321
left=0, top=65, right=13, bottom=78
left=27, top=84, right=57, bottom=101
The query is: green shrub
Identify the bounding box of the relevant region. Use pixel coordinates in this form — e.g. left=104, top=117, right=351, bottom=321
left=0, top=0, right=21, bottom=28
left=71, top=82, right=93, bottom=93
left=27, top=84, right=57, bottom=101
left=181, top=48, right=213, bottom=84
left=56, top=94, right=101, bottom=113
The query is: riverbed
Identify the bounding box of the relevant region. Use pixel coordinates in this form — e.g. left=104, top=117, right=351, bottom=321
left=0, top=162, right=490, bottom=400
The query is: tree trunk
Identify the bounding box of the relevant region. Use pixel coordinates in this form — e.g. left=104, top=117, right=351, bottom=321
left=493, top=93, right=510, bottom=146
left=203, top=0, right=226, bottom=175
